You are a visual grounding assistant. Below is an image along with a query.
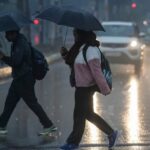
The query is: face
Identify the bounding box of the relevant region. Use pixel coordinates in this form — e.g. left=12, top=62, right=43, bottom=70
left=5, top=31, right=17, bottom=42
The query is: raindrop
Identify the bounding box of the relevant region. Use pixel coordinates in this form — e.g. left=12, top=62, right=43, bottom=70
left=15, top=118, right=19, bottom=121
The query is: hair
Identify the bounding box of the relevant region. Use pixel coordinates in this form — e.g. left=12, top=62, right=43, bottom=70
left=74, top=29, right=100, bottom=47
left=65, top=29, right=100, bottom=66
left=5, top=30, right=20, bottom=35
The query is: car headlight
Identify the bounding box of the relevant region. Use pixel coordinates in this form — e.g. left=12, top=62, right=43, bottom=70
left=129, top=40, right=139, bottom=48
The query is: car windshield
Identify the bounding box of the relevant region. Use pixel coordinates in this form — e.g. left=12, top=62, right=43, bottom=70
left=98, top=25, right=137, bottom=37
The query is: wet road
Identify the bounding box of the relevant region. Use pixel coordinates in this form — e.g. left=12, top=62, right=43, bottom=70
left=0, top=48, right=150, bottom=149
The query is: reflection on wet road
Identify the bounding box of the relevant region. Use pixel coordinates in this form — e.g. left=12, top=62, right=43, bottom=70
left=82, top=48, right=150, bottom=149
left=84, top=94, right=103, bottom=144
left=126, top=76, right=140, bottom=143
left=1, top=49, right=150, bottom=149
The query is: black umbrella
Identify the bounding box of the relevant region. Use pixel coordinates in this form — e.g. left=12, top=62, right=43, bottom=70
left=0, top=11, right=32, bottom=32
left=36, top=5, right=105, bottom=31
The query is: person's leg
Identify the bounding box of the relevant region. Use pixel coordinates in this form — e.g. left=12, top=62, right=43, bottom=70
left=21, top=74, right=53, bottom=129
left=0, top=80, right=20, bottom=128
left=86, top=89, right=118, bottom=148
left=66, top=88, right=87, bottom=145
left=86, top=90, right=114, bottom=135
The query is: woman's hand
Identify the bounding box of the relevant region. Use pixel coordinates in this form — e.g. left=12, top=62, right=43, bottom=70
left=60, top=47, right=68, bottom=59
left=60, top=47, right=68, bottom=55
left=100, top=84, right=111, bottom=96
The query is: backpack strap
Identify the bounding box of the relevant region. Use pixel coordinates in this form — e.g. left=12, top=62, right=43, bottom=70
left=82, top=46, right=112, bottom=90
left=82, top=45, right=102, bottom=66
left=82, top=44, right=89, bottom=66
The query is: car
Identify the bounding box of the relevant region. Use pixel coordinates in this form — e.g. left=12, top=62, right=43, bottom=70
left=143, top=34, right=150, bottom=46
left=97, top=21, right=146, bottom=74
left=140, top=20, right=150, bottom=46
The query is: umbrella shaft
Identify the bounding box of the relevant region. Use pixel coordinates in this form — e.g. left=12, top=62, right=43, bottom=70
left=63, top=27, right=68, bottom=46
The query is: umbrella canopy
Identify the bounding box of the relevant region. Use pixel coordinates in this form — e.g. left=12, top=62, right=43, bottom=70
left=0, top=11, right=32, bottom=32
left=36, top=5, right=105, bottom=31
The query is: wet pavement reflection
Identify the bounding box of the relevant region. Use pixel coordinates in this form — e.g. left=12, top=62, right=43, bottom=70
left=82, top=48, right=150, bottom=149
left=0, top=49, right=150, bottom=149
left=125, top=76, right=140, bottom=143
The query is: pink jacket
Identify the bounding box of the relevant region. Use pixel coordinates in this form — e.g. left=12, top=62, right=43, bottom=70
left=74, top=45, right=110, bottom=94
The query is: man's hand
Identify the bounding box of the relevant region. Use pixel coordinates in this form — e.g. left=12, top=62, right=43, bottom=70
left=0, top=51, right=5, bottom=59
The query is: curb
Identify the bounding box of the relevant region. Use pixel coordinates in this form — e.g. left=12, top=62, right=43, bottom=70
left=0, top=53, right=61, bottom=80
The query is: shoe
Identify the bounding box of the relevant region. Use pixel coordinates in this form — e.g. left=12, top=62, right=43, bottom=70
left=0, top=127, right=7, bottom=135
left=108, top=130, right=118, bottom=148
left=60, top=143, right=79, bottom=149
left=38, top=125, right=57, bottom=136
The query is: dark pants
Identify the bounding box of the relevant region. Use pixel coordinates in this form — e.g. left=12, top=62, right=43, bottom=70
left=0, top=72, right=53, bottom=128
left=67, top=86, right=114, bottom=145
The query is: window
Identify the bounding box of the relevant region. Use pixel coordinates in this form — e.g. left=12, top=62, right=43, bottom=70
left=98, top=24, right=136, bottom=37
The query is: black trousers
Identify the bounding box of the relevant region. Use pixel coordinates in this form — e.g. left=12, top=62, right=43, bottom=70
left=67, top=86, right=114, bottom=145
left=0, top=72, right=53, bottom=128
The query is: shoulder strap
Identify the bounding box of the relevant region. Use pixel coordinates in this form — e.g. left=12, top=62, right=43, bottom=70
left=82, top=44, right=89, bottom=65
left=83, top=45, right=102, bottom=66
left=98, top=47, right=103, bottom=62
left=97, top=47, right=108, bottom=67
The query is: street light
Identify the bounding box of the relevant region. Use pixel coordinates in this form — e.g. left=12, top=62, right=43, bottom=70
left=33, top=19, right=40, bottom=25
left=131, top=2, right=137, bottom=9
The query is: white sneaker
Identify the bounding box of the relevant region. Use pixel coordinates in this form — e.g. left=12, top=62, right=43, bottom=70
left=38, top=125, right=57, bottom=136
left=0, top=128, right=7, bottom=135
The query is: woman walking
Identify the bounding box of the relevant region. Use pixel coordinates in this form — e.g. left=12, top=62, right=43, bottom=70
left=60, top=29, right=118, bottom=149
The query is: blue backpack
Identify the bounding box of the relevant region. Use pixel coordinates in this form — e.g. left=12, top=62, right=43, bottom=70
left=82, top=45, right=112, bottom=90
left=30, top=46, right=49, bottom=80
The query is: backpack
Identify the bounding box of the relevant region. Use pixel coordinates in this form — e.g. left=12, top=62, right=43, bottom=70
left=82, top=45, right=112, bottom=90
left=30, top=46, right=49, bottom=80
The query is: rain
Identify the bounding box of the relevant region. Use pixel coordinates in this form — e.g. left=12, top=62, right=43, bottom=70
left=0, top=0, right=150, bottom=150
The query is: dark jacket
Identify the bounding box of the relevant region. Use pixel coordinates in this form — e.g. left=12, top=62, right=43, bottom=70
left=2, top=33, right=32, bottom=79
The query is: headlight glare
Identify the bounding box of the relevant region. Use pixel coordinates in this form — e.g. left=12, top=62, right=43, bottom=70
left=130, top=41, right=138, bottom=48
left=130, top=40, right=138, bottom=48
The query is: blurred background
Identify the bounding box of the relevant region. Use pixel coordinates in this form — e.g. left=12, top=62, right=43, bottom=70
left=1, top=1, right=150, bottom=149
left=0, top=0, right=150, bottom=48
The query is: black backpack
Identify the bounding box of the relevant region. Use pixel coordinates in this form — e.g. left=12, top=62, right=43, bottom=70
left=30, top=46, right=49, bottom=80
left=82, top=45, right=112, bottom=90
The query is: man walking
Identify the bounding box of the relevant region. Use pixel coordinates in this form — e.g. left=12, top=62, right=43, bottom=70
left=0, top=30, right=57, bottom=135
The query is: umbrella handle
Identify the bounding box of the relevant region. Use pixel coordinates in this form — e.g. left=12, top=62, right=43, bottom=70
left=63, top=27, right=68, bottom=47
